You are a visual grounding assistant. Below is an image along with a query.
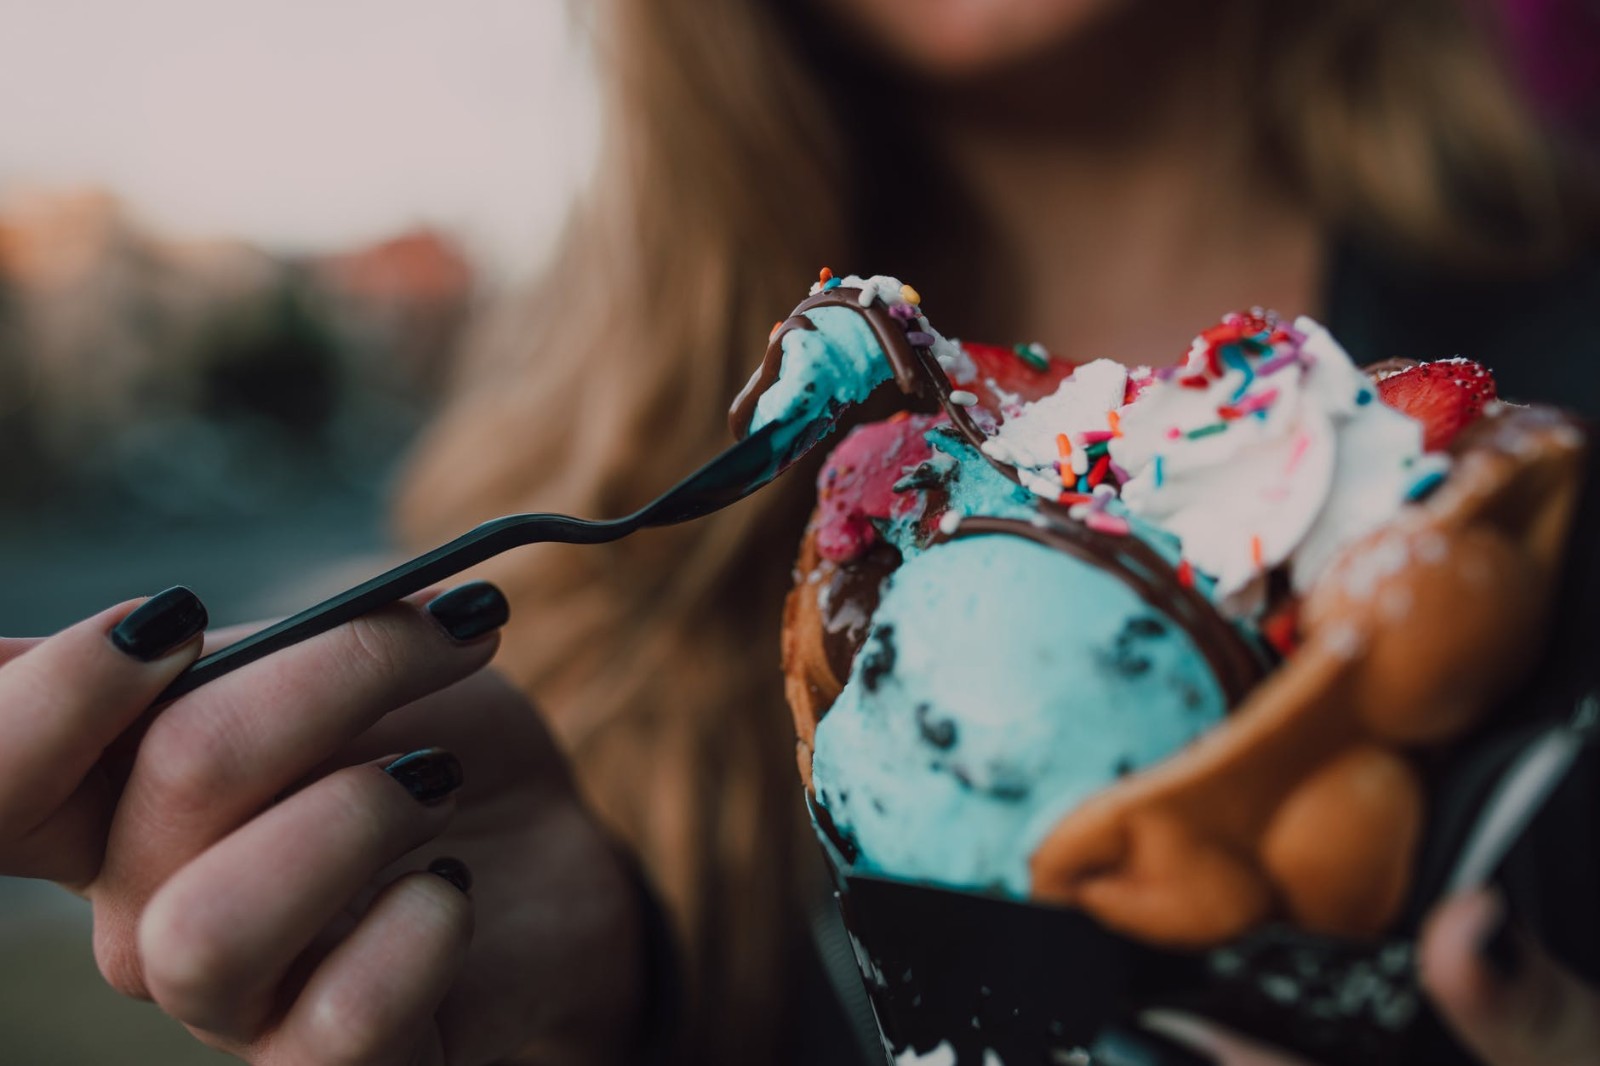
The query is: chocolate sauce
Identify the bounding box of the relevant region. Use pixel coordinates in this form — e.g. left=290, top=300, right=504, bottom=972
left=730, top=317, right=817, bottom=437
left=818, top=543, right=900, bottom=684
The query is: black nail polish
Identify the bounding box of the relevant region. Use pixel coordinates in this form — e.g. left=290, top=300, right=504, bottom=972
left=1090, top=1025, right=1216, bottom=1066
left=383, top=748, right=463, bottom=805
left=428, top=856, right=473, bottom=895
left=110, top=586, right=208, bottom=662
left=426, top=581, right=509, bottom=642
left=1478, top=906, right=1525, bottom=983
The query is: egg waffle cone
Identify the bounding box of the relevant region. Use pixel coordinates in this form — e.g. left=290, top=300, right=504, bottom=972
left=783, top=530, right=844, bottom=793
left=783, top=404, right=1588, bottom=948
left=1028, top=405, right=1588, bottom=946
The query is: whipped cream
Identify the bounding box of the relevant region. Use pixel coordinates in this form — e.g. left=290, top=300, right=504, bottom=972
left=983, top=314, right=1445, bottom=614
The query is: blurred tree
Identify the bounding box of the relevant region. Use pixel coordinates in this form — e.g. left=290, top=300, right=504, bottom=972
left=191, top=267, right=343, bottom=438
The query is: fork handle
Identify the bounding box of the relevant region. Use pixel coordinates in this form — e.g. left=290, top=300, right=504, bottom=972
left=157, top=512, right=622, bottom=702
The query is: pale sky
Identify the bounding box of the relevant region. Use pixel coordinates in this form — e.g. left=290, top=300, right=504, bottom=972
left=0, top=1, right=599, bottom=277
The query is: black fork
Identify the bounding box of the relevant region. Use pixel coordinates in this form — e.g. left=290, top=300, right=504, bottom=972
left=160, top=414, right=831, bottom=701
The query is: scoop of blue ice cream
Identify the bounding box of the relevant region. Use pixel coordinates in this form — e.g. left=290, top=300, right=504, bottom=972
left=809, top=533, right=1226, bottom=896
left=748, top=305, right=895, bottom=435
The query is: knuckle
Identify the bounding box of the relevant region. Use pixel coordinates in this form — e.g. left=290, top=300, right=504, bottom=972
left=306, top=768, right=421, bottom=863
left=139, top=714, right=244, bottom=816
left=137, top=884, right=245, bottom=1020
left=338, top=615, right=416, bottom=685
left=322, top=769, right=397, bottom=841
left=300, top=983, right=401, bottom=1066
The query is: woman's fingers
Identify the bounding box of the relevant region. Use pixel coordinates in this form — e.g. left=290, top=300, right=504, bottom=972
left=270, top=865, right=473, bottom=1066
left=137, top=751, right=465, bottom=1039
left=1420, top=888, right=1600, bottom=1066
left=0, top=588, right=207, bottom=876
left=103, top=583, right=506, bottom=901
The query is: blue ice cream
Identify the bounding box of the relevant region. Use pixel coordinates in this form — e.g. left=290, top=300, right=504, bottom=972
left=748, top=305, right=895, bottom=435
left=809, top=535, right=1227, bottom=895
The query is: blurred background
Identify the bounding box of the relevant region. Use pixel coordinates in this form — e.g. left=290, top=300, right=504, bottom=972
left=0, top=2, right=595, bottom=1060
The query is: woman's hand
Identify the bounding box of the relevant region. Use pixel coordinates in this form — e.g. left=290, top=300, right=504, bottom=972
left=1105, top=888, right=1600, bottom=1066
left=0, top=584, right=645, bottom=1066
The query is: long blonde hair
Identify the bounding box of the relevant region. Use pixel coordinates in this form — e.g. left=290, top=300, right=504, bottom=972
left=397, top=1, right=1581, bottom=1060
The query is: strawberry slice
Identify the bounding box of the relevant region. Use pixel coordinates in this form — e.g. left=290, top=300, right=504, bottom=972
left=956, top=341, right=1077, bottom=416
left=1375, top=358, right=1497, bottom=452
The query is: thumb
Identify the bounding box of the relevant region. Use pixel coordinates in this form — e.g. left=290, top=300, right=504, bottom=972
left=1420, top=888, right=1600, bottom=1066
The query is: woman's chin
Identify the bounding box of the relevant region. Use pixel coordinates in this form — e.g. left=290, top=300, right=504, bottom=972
left=814, top=0, right=1125, bottom=81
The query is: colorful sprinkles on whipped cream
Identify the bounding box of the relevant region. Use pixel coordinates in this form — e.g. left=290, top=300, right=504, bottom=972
left=946, top=304, right=1444, bottom=612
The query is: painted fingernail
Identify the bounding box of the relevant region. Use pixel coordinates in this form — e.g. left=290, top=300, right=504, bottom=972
left=426, top=581, right=509, bottom=643
left=383, top=748, right=464, bottom=805
left=428, top=856, right=473, bottom=895
left=1478, top=896, right=1524, bottom=982
left=110, top=586, right=208, bottom=662
left=1090, top=1024, right=1217, bottom=1066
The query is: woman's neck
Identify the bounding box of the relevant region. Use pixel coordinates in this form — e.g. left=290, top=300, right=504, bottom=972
left=923, top=5, right=1324, bottom=366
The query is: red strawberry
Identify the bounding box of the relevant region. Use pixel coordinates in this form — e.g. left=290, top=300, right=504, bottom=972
left=814, top=413, right=945, bottom=562
left=1375, top=359, right=1497, bottom=452
left=956, top=341, right=1077, bottom=415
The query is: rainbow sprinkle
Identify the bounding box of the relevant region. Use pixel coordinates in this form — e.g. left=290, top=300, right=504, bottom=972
left=1286, top=431, right=1311, bottom=473
left=1406, top=469, right=1447, bottom=501
left=1257, top=350, right=1301, bottom=376
left=1250, top=535, right=1264, bottom=568
left=1087, top=453, right=1112, bottom=488
left=1186, top=422, right=1229, bottom=441
left=1177, top=559, right=1195, bottom=588
left=1233, top=387, right=1279, bottom=417
left=1086, top=512, right=1131, bottom=536
left=1014, top=342, right=1049, bottom=371
left=1152, top=455, right=1165, bottom=487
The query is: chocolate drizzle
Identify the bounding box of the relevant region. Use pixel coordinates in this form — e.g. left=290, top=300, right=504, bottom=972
left=730, top=286, right=949, bottom=439
left=729, top=284, right=1265, bottom=704
left=818, top=544, right=900, bottom=684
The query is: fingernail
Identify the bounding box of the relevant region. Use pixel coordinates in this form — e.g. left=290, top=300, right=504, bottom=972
left=1477, top=893, right=1524, bottom=982
left=1090, top=1023, right=1216, bottom=1066
left=110, top=586, right=208, bottom=662
left=382, top=748, right=463, bottom=805
left=428, top=856, right=472, bottom=895
left=425, top=581, right=509, bottom=643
